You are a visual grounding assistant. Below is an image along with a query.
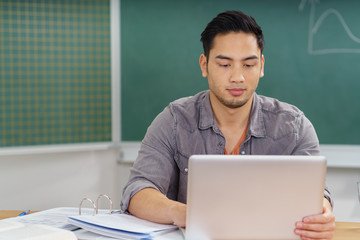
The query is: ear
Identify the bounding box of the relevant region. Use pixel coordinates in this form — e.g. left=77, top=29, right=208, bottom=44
left=260, top=54, right=265, bottom=78
left=199, top=54, right=208, bottom=78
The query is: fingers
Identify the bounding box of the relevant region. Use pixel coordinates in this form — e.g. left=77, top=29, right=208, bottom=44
left=293, top=197, right=335, bottom=239
left=295, top=221, right=336, bottom=232
left=295, top=223, right=335, bottom=237
left=295, top=215, right=336, bottom=240
left=294, top=228, right=334, bottom=240
left=303, top=209, right=335, bottom=225
left=169, top=201, right=187, bottom=228
left=294, top=205, right=336, bottom=240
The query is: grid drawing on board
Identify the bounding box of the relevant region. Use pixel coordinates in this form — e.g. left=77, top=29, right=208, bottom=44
left=0, top=0, right=111, bottom=147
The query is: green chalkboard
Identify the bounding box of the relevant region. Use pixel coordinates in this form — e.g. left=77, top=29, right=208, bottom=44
left=121, top=0, right=360, bottom=144
left=0, top=0, right=111, bottom=147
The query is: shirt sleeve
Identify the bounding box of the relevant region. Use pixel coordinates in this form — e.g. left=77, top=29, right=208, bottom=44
left=120, top=106, right=178, bottom=213
left=292, top=114, right=334, bottom=207
left=291, top=113, right=320, bottom=156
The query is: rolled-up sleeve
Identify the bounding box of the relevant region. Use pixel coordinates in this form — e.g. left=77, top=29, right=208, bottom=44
left=120, top=106, right=178, bottom=213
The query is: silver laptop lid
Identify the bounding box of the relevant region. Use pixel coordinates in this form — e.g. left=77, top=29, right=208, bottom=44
left=186, top=155, right=326, bottom=240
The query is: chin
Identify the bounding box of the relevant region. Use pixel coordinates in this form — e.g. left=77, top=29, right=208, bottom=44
left=222, top=99, right=248, bottom=109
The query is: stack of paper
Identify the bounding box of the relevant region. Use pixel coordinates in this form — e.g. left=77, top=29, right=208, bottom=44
left=4, top=207, right=108, bottom=231
left=3, top=207, right=116, bottom=239
left=0, top=221, right=76, bottom=240
left=68, top=213, right=178, bottom=239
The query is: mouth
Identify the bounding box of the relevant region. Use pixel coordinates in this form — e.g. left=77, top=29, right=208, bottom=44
left=227, top=88, right=245, bottom=96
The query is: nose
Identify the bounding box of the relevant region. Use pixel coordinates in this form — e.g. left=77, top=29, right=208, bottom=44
left=230, top=64, right=245, bottom=83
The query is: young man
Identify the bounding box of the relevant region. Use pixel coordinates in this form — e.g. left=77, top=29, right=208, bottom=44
left=121, top=11, right=335, bottom=240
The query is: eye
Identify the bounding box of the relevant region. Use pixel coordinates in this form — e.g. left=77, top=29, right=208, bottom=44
left=220, top=64, right=230, bottom=68
left=244, top=64, right=254, bottom=68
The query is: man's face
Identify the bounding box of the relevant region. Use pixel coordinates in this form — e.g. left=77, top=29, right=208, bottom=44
left=200, top=32, right=264, bottom=109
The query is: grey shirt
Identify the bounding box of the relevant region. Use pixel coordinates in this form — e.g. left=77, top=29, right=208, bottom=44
left=121, top=91, right=332, bottom=211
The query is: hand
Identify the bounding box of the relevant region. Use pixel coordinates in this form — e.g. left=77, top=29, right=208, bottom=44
left=294, top=198, right=335, bottom=240
left=129, top=188, right=186, bottom=227
left=169, top=201, right=187, bottom=228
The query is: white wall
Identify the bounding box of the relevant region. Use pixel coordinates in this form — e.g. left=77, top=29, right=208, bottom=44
left=319, top=145, right=360, bottom=222
left=327, top=168, right=360, bottom=222
left=0, top=145, right=121, bottom=211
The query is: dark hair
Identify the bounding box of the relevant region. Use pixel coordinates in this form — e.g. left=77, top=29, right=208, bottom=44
left=200, top=10, right=265, bottom=57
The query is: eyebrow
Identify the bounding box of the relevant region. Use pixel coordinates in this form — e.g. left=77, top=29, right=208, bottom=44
left=215, top=54, right=259, bottom=61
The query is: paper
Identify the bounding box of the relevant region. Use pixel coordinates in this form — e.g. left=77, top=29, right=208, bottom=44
left=5, top=207, right=108, bottom=231
left=0, top=221, right=76, bottom=240
left=2, top=207, right=183, bottom=240
left=0, top=221, right=24, bottom=232
left=68, top=213, right=178, bottom=239
left=72, top=229, right=119, bottom=240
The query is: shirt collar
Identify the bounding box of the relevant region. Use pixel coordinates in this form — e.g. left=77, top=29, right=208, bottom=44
left=198, top=91, right=217, bottom=130
left=248, top=93, right=266, bottom=138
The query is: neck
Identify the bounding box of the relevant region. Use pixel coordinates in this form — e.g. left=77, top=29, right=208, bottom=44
left=210, top=94, right=253, bottom=129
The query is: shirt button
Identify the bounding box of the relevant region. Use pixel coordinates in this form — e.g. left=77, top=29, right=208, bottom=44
left=184, top=168, right=188, bottom=173
left=241, top=151, right=245, bottom=155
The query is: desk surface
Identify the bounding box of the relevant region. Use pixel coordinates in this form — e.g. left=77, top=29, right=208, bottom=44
left=0, top=210, right=36, bottom=219
left=1, top=211, right=359, bottom=239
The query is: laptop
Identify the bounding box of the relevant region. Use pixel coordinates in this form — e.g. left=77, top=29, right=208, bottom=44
left=185, top=155, right=326, bottom=240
